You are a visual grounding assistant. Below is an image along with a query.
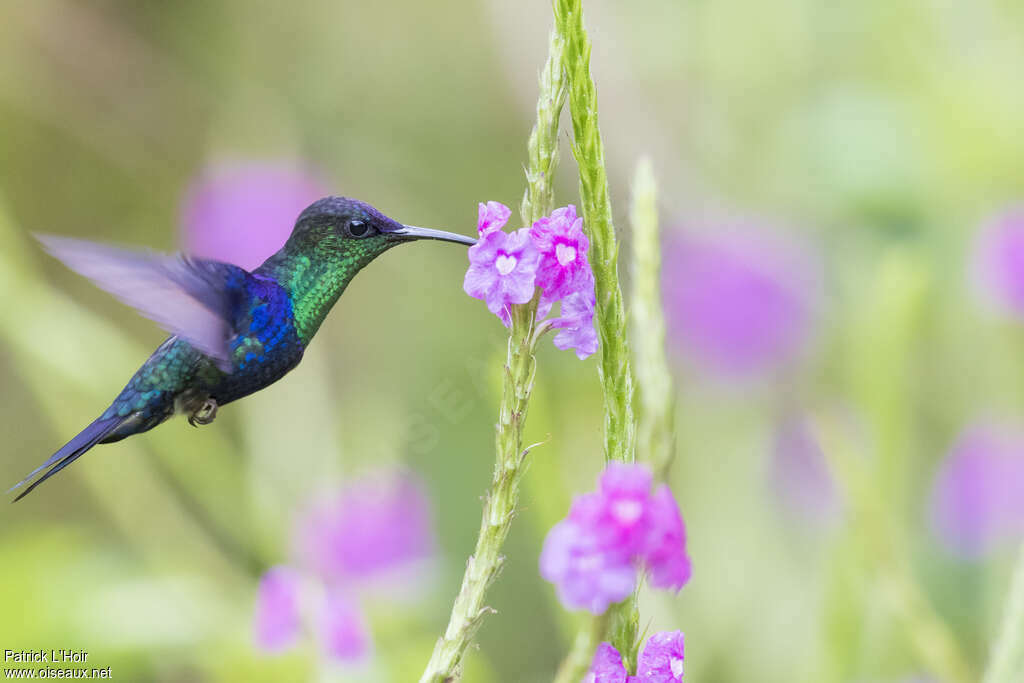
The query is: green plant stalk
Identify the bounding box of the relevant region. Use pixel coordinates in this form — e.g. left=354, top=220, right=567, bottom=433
left=553, top=0, right=641, bottom=672
left=418, top=26, right=566, bottom=683
left=983, top=541, right=1024, bottom=683
left=628, top=157, right=676, bottom=479
left=553, top=612, right=610, bottom=683
left=555, top=0, right=636, bottom=466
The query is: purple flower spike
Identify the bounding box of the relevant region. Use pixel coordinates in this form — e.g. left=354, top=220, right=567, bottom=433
left=540, top=517, right=639, bottom=614
left=585, top=642, right=629, bottom=683
left=643, top=487, right=692, bottom=591
left=770, top=416, right=842, bottom=524
left=552, top=280, right=598, bottom=360
left=540, top=463, right=691, bottom=614
left=531, top=205, right=591, bottom=300
left=319, top=592, right=370, bottom=661
left=637, top=631, right=685, bottom=682
left=662, top=226, right=815, bottom=376
left=478, top=201, right=512, bottom=236
left=296, top=470, right=436, bottom=583
left=464, top=228, right=541, bottom=326
left=972, top=205, right=1024, bottom=316
left=930, top=423, right=1024, bottom=558
left=182, top=160, right=329, bottom=270
left=253, top=566, right=303, bottom=653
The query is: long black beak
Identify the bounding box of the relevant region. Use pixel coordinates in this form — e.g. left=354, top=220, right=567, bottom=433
left=389, top=225, right=477, bottom=246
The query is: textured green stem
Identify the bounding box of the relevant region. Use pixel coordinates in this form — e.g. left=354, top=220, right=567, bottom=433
left=628, top=157, right=676, bottom=479
left=984, top=542, right=1024, bottom=683
left=418, top=25, right=566, bottom=683
left=555, top=0, right=636, bottom=466
left=553, top=0, right=641, bottom=672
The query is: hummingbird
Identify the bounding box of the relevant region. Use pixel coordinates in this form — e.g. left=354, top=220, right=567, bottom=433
left=9, top=196, right=475, bottom=502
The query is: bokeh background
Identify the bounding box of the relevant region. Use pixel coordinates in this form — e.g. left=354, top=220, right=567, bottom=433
left=2, top=0, right=1024, bottom=681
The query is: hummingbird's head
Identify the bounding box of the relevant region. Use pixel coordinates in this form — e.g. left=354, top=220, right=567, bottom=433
left=291, top=197, right=476, bottom=258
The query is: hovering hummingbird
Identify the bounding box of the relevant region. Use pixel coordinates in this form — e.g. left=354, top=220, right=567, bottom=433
left=10, top=197, right=475, bottom=501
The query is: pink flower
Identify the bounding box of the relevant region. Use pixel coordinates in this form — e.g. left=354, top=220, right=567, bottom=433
left=254, top=469, right=437, bottom=662
left=552, top=280, right=598, bottom=360
left=636, top=631, right=685, bottom=682
left=478, top=201, right=512, bottom=236
left=540, top=463, right=691, bottom=614
left=181, top=160, right=328, bottom=270
left=319, top=592, right=370, bottom=661
left=586, top=632, right=686, bottom=682
left=972, top=205, right=1024, bottom=316
left=585, top=642, right=630, bottom=683
left=531, top=205, right=591, bottom=300
left=539, top=518, right=638, bottom=614
left=465, top=201, right=599, bottom=357
left=464, top=228, right=541, bottom=326
left=643, top=487, right=692, bottom=591
left=253, top=566, right=303, bottom=652
left=662, top=226, right=815, bottom=376
left=929, top=423, right=1024, bottom=558
left=295, top=471, right=436, bottom=583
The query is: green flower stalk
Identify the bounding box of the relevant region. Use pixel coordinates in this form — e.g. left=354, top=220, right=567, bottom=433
left=418, top=25, right=566, bottom=683
left=629, top=158, right=676, bottom=479
left=555, top=0, right=636, bottom=467
left=553, top=159, right=672, bottom=683
left=553, top=0, right=641, bottom=672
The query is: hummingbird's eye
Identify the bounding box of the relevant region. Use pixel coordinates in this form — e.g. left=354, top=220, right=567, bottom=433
left=346, top=220, right=370, bottom=238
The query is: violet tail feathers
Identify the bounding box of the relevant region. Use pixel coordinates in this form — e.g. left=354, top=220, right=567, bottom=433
left=9, top=416, right=126, bottom=502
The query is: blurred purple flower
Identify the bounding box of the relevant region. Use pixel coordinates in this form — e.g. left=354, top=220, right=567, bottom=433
left=585, top=642, right=629, bottom=683
left=295, top=471, right=436, bottom=583
left=253, top=566, right=303, bottom=652
left=464, top=228, right=541, bottom=325
left=531, top=205, right=591, bottom=300
left=636, top=631, right=685, bottom=682
left=972, top=205, right=1024, bottom=316
left=661, top=225, right=816, bottom=376
left=477, top=201, right=512, bottom=236
left=930, top=423, right=1024, bottom=558
left=770, top=415, right=842, bottom=524
left=319, top=592, right=370, bottom=661
left=540, top=463, right=691, bottom=614
left=181, top=160, right=328, bottom=270
left=254, top=469, right=437, bottom=661
left=539, top=517, right=638, bottom=614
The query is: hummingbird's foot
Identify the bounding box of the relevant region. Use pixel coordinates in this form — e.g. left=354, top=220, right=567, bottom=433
left=188, top=398, right=219, bottom=427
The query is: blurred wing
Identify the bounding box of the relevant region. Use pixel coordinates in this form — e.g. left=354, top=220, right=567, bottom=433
left=37, top=234, right=248, bottom=371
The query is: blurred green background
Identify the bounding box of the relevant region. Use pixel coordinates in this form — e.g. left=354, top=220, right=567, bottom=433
left=2, top=0, right=1024, bottom=681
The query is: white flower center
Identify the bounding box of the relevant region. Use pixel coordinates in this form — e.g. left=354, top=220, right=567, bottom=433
left=495, top=254, right=518, bottom=275
left=671, top=656, right=684, bottom=679
left=611, top=499, right=643, bottom=524
left=555, top=243, right=577, bottom=266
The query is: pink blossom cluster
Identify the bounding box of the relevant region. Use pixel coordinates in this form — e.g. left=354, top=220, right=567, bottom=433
left=587, top=631, right=686, bottom=682
left=540, top=463, right=692, bottom=614
left=464, top=201, right=598, bottom=358
left=253, top=470, right=436, bottom=661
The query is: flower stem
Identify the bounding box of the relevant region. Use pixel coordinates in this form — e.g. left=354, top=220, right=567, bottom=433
left=418, top=25, right=566, bottom=683
left=552, top=612, right=610, bottom=683
left=984, top=541, right=1024, bottom=683
left=555, top=0, right=636, bottom=467
left=553, top=0, right=641, bottom=672
left=628, top=157, right=676, bottom=480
